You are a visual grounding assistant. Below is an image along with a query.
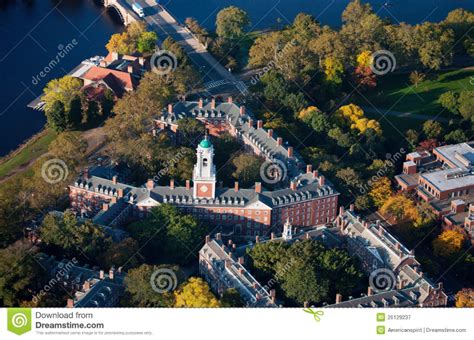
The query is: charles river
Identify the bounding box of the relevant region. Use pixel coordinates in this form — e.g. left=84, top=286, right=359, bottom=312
left=1, top=0, right=473, bottom=156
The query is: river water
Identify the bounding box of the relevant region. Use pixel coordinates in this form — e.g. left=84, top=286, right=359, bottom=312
left=1, top=0, right=473, bottom=156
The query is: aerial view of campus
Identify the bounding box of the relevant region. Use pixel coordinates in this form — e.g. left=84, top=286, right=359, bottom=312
left=0, top=0, right=473, bottom=338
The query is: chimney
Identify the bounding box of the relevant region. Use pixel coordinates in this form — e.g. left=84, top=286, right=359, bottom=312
left=238, top=257, right=245, bottom=265
left=277, top=137, right=283, bottom=146
left=127, top=64, right=134, bottom=73
left=398, top=280, right=405, bottom=290
left=83, top=280, right=91, bottom=292
left=99, top=60, right=107, bottom=67
left=312, top=170, right=318, bottom=178
left=248, top=118, right=254, bottom=128
left=349, top=204, right=355, bottom=212
left=335, top=293, right=342, bottom=304
left=111, top=196, right=117, bottom=204
left=138, top=56, right=145, bottom=66
left=234, top=181, right=239, bottom=192
left=117, top=188, right=124, bottom=198
left=168, top=103, right=173, bottom=114
left=205, top=235, right=211, bottom=243
left=339, top=206, right=345, bottom=215
left=146, top=179, right=154, bottom=190
left=102, top=203, right=109, bottom=212
left=255, top=235, right=260, bottom=243
left=267, top=129, right=273, bottom=138
left=109, top=269, right=115, bottom=281
left=216, top=233, right=222, bottom=241
left=225, top=260, right=231, bottom=269
left=99, top=270, right=104, bottom=280
left=239, top=105, right=245, bottom=116
left=170, top=179, right=174, bottom=189
left=67, top=299, right=74, bottom=308
left=186, top=180, right=191, bottom=190
left=255, top=182, right=262, bottom=193
left=227, top=96, right=233, bottom=104
left=84, top=168, right=90, bottom=178
left=287, top=147, right=293, bottom=158
left=211, top=98, right=216, bottom=109
left=318, top=175, right=325, bottom=186
left=306, top=164, right=312, bottom=174
left=303, top=301, right=309, bottom=308
left=228, top=239, right=233, bottom=246
left=367, top=286, right=373, bottom=296
left=290, top=181, right=297, bottom=191
left=271, top=232, right=275, bottom=240
left=112, top=175, right=118, bottom=184
left=238, top=268, right=244, bottom=275
left=257, top=120, right=263, bottom=129
left=112, top=51, right=119, bottom=61
left=198, top=98, right=203, bottom=109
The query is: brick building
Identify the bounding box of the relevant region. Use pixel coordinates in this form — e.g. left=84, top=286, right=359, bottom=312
left=395, top=142, right=474, bottom=240
left=69, top=134, right=339, bottom=238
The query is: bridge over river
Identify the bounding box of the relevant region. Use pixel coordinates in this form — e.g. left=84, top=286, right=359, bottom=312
left=100, top=0, right=247, bottom=95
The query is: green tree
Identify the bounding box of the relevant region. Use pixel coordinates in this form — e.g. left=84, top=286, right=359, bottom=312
left=0, top=241, right=40, bottom=306
left=415, top=22, right=454, bottom=70
left=221, top=288, right=245, bottom=307
left=422, top=120, right=444, bottom=140
left=177, top=117, right=206, bottom=145
left=48, top=131, right=88, bottom=167
left=231, top=153, right=263, bottom=187
left=45, top=100, right=67, bottom=132
left=137, top=31, right=157, bottom=53
left=123, top=264, right=182, bottom=307
left=216, top=6, right=250, bottom=39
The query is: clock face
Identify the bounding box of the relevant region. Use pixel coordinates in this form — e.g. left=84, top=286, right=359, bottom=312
left=200, top=185, right=209, bottom=193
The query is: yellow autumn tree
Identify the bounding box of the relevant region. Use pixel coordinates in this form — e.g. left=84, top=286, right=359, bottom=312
left=297, top=106, right=321, bottom=123
left=455, top=289, right=474, bottom=307
left=380, top=194, right=419, bottom=222
left=323, top=56, right=344, bottom=85
left=432, top=229, right=466, bottom=258
left=369, top=177, right=392, bottom=208
left=174, top=277, right=220, bottom=308
left=336, top=104, right=382, bottom=135
left=357, top=50, right=372, bottom=68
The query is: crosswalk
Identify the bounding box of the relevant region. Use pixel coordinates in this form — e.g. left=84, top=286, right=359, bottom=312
left=204, top=79, right=249, bottom=95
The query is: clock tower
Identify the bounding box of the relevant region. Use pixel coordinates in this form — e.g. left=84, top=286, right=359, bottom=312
left=193, top=135, right=216, bottom=199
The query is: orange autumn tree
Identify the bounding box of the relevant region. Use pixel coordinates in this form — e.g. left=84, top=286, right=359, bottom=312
left=432, top=229, right=466, bottom=258
left=369, top=177, right=393, bottom=208
left=380, top=194, right=419, bottom=223
left=455, top=289, right=474, bottom=307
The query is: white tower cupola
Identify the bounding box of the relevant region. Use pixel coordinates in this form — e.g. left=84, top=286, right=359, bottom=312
left=193, top=135, right=216, bottom=199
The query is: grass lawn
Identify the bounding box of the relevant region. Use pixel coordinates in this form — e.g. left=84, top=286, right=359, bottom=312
left=362, top=67, right=474, bottom=118
left=0, top=129, right=56, bottom=179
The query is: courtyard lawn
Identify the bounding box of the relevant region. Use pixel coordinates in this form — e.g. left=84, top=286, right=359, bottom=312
left=363, top=67, right=474, bottom=118
left=0, top=129, right=56, bottom=179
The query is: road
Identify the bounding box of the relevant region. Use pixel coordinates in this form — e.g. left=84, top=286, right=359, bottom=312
left=126, top=0, right=247, bottom=95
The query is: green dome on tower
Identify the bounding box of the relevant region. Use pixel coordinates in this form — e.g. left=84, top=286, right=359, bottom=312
left=199, top=137, right=212, bottom=148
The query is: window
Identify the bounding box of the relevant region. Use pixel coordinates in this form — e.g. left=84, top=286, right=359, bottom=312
left=203, top=158, right=208, bottom=166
